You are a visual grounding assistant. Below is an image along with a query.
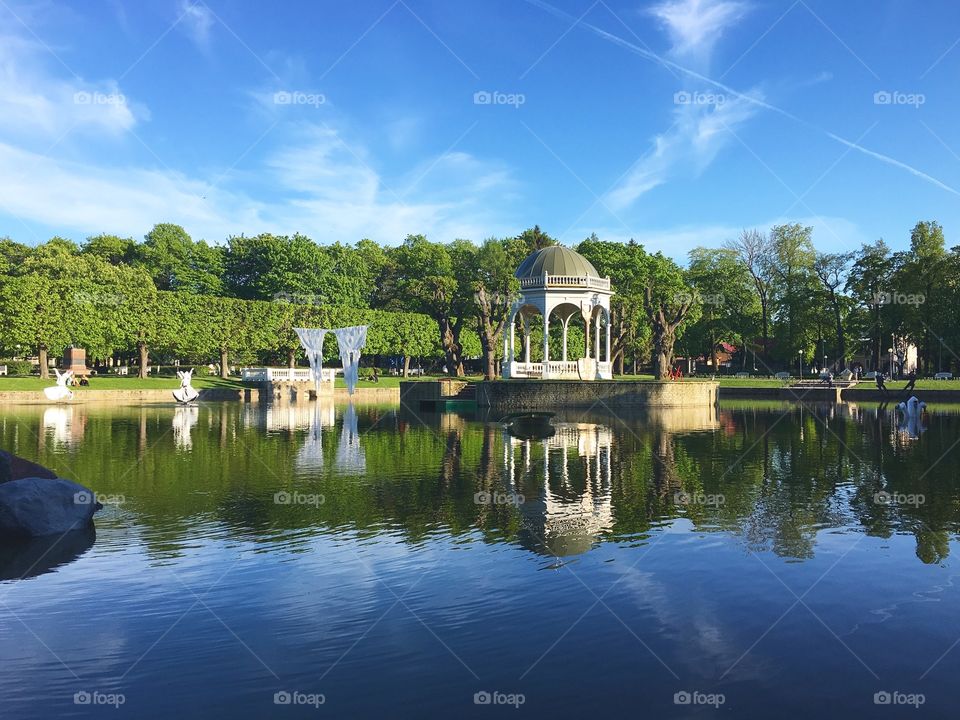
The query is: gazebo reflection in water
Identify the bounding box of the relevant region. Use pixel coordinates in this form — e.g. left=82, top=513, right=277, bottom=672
left=504, top=422, right=615, bottom=557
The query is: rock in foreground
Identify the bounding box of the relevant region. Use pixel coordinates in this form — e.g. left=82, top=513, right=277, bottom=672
left=0, top=478, right=102, bottom=537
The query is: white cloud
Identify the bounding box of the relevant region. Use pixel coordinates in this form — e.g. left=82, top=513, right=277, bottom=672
left=0, top=34, right=138, bottom=139
left=649, top=0, right=748, bottom=59
left=606, top=90, right=761, bottom=209
left=0, top=121, right=518, bottom=244
left=179, top=1, right=215, bottom=49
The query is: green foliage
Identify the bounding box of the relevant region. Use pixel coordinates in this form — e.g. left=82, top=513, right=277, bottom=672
left=0, top=359, right=33, bottom=375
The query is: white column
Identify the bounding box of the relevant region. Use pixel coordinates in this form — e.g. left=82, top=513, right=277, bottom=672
left=584, top=315, right=591, bottom=358
left=605, top=310, right=611, bottom=364
left=523, top=314, right=531, bottom=363
left=562, top=315, right=569, bottom=361
left=542, top=312, right=550, bottom=365
left=503, top=317, right=509, bottom=370
left=594, top=313, right=600, bottom=361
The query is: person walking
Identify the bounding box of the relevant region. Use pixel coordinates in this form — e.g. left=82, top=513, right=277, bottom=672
left=903, top=369, right=917, bottom=393
left=876, top=371, right=888, bottom=395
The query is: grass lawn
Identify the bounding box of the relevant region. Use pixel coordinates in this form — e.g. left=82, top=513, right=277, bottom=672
left=846, top=378, right=960, bottom=392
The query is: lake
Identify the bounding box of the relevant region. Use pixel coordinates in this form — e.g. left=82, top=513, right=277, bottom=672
left=1, top=399, right=958, bottom=718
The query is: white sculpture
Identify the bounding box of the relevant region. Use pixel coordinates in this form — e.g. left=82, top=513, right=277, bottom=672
left=172, top=369, right=199, bottom=404
left=897, top=395, right=927, bottom=416
left=295, top=328, right=330, bottom=394
left=43, top=369, right=74, bottom=402
left=333, top=326, right=368, bottom=395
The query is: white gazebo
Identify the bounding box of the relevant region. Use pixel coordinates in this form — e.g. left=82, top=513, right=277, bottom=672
left=503, top=246, right=614, bottom=380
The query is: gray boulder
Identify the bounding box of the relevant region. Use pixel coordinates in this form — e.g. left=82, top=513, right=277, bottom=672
left=0, top=450, right=58, bottom=484
left=0, top=477, right=102, bottom=537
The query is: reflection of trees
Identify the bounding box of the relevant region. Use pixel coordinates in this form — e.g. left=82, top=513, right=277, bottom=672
left=3, top=402, right=959, bottom=565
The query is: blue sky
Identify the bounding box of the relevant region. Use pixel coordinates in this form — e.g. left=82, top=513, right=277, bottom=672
left=1, top=0, right=959, bottom=261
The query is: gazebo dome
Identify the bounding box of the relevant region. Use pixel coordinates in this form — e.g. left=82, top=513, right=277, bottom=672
left=515, top=245, right=599, bottom=279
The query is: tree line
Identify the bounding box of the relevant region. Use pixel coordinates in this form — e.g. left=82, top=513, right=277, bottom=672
left=0, top=219, right=955, bottom=380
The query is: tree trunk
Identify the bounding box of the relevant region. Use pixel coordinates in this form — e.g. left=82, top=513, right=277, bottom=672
left=438, top=318, right=465, bottom=377
left=652, top=327, right=676, bottom=380
left=403, top=355, right=410, bottom=378
left=483, top=345, right=496, bottom=380
left=760, top=300, right=769, bottom=364
left=38, top=345, right=49, bottom=379
left=138, top=342, right=148, bottom=379
left=833, top=303, right=845, bottom=368
left=709, top=329, right=718, bottom=374
left=220, top=348, right=229, bottom=379
left=614, top=350, right=624, bottom=376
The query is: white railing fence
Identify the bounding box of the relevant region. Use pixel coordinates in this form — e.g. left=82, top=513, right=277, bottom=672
left=241, top=367, right=336, bottom=383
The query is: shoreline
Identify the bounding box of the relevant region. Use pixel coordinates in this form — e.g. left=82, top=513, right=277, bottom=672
left=0, top=386, right=400, bottom=405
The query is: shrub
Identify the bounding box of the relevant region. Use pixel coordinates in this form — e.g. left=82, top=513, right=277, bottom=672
left=1, top=360, right=34, bottom=376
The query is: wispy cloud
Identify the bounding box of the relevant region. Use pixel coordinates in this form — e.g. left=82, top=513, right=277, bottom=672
left=525, top=0, right=960, bottom=198
left=0, top=33, right=139, bottom=139
left=605, top=0, right=754, bottom=209
left=649, top=0, right=748, bottom=59
left=0, top=122, right=518, bottom=244
left=179, top=1, right=215, bottom=49
left=606, top=92, right=760, bottom=209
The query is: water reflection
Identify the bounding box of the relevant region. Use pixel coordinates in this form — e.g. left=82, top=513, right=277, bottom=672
left=334, top=403, right=365, bottom=473
left=1, top=401, right=958, bottom=566
left=171, top=405, right=198, bottom=450
left=0, top=528, right=95, bottom=581
left=507, top=423, right=614, bottom=557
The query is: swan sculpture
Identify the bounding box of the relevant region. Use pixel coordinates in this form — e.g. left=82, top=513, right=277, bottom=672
left=172, top=369, right=200, bottom=404
left=42, top=369, right=74, bottom=402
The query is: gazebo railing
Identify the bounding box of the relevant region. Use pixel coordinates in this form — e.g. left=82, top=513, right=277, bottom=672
left=519, top=273, right=611, bottom=291
left=507, top=360, right=611, bottom=380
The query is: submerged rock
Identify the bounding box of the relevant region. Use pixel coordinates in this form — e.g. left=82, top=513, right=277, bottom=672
left=0, top=477, right=102, bottom=537
left=0, top=450, right=59, bottom=484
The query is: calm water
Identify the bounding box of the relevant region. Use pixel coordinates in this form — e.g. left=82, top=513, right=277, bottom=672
left=1, top=399, right=959, bottom=718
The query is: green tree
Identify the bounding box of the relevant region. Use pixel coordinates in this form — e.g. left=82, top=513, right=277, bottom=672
left=813, top=251, right=854, bottom=368
left=82, top=234, right=136, bottom=265
left=641, top=253, right=699, bottom=379
left=387, top=235, right=469, bottom=376
left=687, top=247, right=759, bottom=371
left=726, top=229, right=774, bottom=364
